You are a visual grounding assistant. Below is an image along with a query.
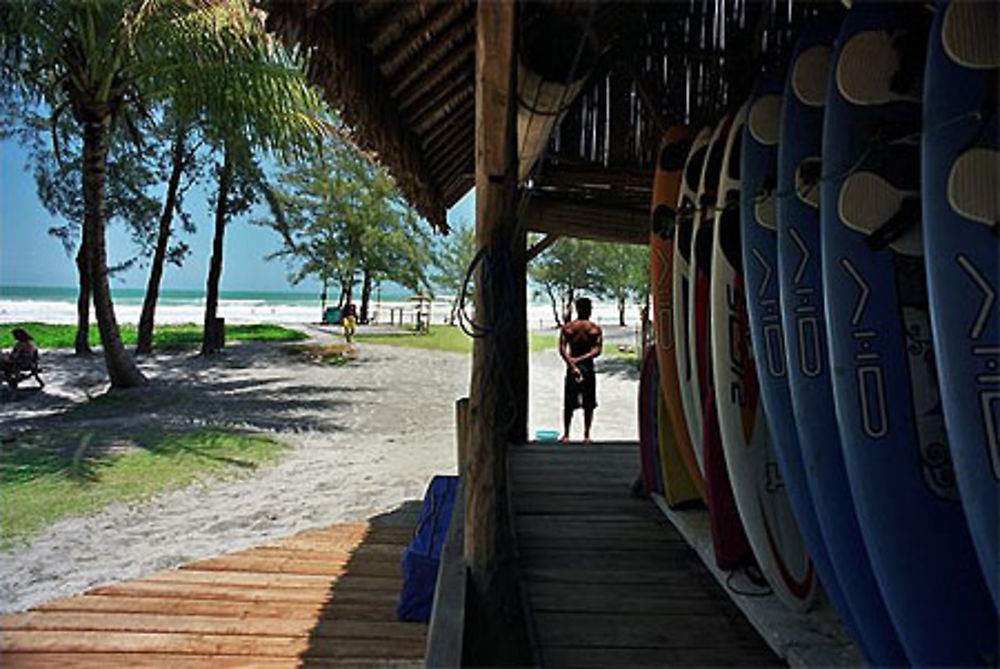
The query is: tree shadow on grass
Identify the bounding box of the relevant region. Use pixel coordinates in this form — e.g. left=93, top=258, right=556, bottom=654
left=0, top=430, right=113, bottom=484
left=0, top=427, right=281, bottom=488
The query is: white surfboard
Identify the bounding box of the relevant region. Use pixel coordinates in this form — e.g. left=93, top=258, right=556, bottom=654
left=709, top=100, right=817, bottom=612
left=672, top=125, right=713, bottom=476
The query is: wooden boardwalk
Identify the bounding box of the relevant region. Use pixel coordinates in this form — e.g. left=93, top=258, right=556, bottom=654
left=511, top=443, right=781, bottom=667
left=1, top=520, right=425, bottom=667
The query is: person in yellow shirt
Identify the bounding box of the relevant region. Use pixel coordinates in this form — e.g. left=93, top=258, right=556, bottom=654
left=342, top=303, right=358, bottom=344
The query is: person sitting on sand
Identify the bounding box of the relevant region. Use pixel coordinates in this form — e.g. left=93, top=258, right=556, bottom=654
left=560, top=297, right=602, bottom=443
left=2, top=328, right=43, bottom=387
left=343, top=303, right=358, bottom=344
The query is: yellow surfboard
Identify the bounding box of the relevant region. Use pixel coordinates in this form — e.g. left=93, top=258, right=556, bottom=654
left=656, top=375, right=701, bottom=507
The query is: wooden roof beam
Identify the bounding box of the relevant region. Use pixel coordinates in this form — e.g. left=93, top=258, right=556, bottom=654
left=420, top=98, right=474, bottom=148
left=443, top=172, right=475, bottom=205
left=403, top=70, right=473, bottom=126
left=424, top=115, right=474, bottom=164
left=379, top=1, right=470, bottom=73
left=527, top=234, right=560, bottom=262
left=386, top=10, right=476, bottom=95
left=366, top=1, right=433, bottom=55
left=521, top=195, right=649, bottom=245
left=434, top=142, right=474, bottom=192
left=394, top=38, right=475, bottom=106
left=413, top=85, right=474, bottom=136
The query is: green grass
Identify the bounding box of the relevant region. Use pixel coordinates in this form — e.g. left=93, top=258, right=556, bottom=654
left=0, top=322, right=307, bottom=350
left=355, top=325, right=559, bottom=354
left=0, top=429, right=286, bottom=546
left=610, top=347, right=642, bottom=369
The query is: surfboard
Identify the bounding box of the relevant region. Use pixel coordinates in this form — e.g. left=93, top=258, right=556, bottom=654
left=650, top=358, right=665, bottom=496
left=742, top=64, right=862, bottom=626
left=690, top=113, right=753, bottom=570
left=637, top=345, right=661, bottom=496
left=776, top=21, right=907, bottom=664
left=651, top=125, right=705, bottom=502
left=656, top=371, right=701, bottom=508
left=821, top=2, right=997, bottom=662
left=710, top=99, right=816, bottom=612
left=923, top=0, right=1000, bottom=612
left=673, top=126, right=713, bottom=486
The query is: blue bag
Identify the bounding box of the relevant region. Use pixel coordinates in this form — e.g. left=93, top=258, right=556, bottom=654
left=397, top=475, right=459, bottom=622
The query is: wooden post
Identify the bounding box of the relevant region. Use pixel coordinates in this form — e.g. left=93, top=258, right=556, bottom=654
left=456, top=397, right=470, bottom=476
left=466, top=0, right=520, bottom=585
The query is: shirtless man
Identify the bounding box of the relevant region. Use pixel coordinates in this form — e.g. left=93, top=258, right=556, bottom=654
left=560, top=297, right=603, bottom=442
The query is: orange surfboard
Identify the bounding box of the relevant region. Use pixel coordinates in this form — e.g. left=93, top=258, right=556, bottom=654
left=650, top=126, right=706, bottom=501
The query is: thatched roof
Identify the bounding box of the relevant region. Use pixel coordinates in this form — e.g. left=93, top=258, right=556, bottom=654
left=264, top=0, right=477, bottom=230
left=264, top=0, right=830, bottom=238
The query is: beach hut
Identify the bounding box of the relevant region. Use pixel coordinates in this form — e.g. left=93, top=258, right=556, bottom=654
left=260, top=1, right=858, bottom=664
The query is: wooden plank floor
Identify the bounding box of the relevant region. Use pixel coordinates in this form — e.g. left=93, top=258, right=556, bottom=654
left=1, top=521, right=425, bottom=667
left=511, top=443, right=781, bottom=667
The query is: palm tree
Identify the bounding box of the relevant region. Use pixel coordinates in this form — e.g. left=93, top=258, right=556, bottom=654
left=1, top=0, right=327, bottom=381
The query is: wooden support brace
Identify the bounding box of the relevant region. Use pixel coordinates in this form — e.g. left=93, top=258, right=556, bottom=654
left=526, top=233, right=560, bottom=262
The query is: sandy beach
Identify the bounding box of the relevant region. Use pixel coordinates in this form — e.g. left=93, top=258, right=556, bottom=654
left=0, top=325, right=638, bottom=614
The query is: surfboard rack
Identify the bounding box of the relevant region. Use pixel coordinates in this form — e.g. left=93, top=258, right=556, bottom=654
left=651, top=494, right=864, bottom=667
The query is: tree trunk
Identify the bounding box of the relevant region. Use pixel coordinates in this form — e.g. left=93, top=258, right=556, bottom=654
left=344, top=274, right=355, bottom=307
left=82, top=116, right=145, bottom=387
left=561, top=287, right=575, bottom=323
left=618, top=295, right=626, bottom=326
left=74, top=232, right=92, bottom=355
left=202, top=143, right=233, bottom=355
left=138, top=125, right=187, bottom=355
left=320, top=274, right=328, bottom=321
left=359, top=268, right=373, bottom=324
left=336, top=280, right=347, bottom=309
left=545, top=284, right=561, bottom=328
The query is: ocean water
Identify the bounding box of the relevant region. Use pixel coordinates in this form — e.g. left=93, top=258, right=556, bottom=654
left=0, top=285, right=642, bottom=331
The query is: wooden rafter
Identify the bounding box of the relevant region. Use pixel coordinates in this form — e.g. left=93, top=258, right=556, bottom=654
left=420, top=98, right=475, bottom=148
left=386, top=10, right=476, bottom=99
left=395, top=38, right=475, bottom=107
left=522, top=194, right=649, bottom=245
left=403, top=74, right=473, bottom=127
left=379, top=2, right=469, bottom=75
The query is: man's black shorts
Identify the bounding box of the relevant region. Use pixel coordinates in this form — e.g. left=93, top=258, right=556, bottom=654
left=564, top=361, right=597, bottom=411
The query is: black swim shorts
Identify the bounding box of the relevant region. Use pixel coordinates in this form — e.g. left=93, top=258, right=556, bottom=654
left=564, top=361, right=597, bottom=411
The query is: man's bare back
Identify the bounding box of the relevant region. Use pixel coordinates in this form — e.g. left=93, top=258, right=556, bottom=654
left=559, top=299, right=602, bottom=441
left=561, top=319, right=603, bottom=370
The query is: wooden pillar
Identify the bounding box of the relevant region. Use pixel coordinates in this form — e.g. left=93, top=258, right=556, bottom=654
left=512, top=229, right=528, bottom=446
left=465, top=0, right=521, bottom=585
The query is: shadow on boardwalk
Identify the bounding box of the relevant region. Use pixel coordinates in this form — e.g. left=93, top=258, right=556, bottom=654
left=0, top=501, right=430, bottom=666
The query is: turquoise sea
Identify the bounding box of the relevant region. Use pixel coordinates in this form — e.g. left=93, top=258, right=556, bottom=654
left=0, top=284, right=416, bottom=306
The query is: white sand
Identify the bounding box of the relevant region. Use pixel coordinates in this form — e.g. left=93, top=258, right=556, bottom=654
left=0, top=326, right=638, bottom=613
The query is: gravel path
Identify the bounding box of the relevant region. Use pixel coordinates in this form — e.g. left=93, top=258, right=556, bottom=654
left=0, top=328, right=638, bottom=613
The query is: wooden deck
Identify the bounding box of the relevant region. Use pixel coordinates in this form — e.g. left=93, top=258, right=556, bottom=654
left=1, top=519, right=425, bottom=667
left=510, top=442, right=781, bottom=667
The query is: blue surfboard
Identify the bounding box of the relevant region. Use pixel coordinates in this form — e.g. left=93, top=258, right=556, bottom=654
left=776, top=22, right=907, bottom=665
left=923, top=0, right=1000, bottom=612
left=821, top=2, right=997, bottom=663
left=741, top=62, right=870, bottom=652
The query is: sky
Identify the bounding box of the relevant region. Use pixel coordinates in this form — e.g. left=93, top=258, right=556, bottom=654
left=0, top=136, right=475, bottom=294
